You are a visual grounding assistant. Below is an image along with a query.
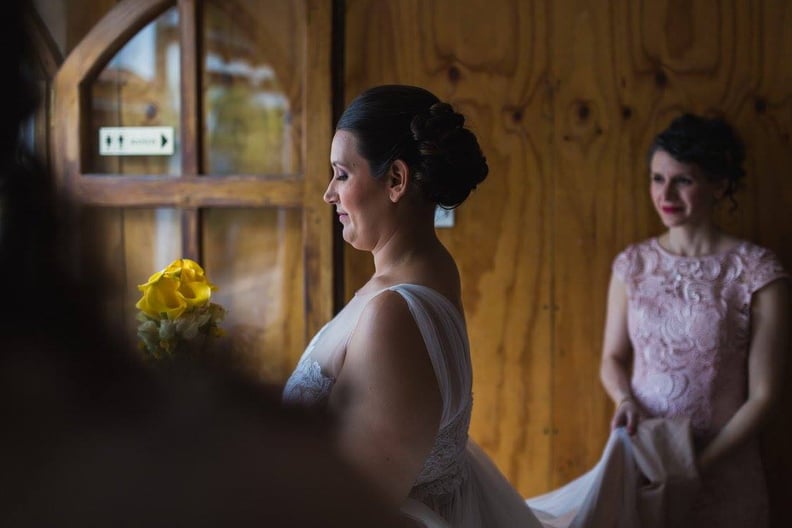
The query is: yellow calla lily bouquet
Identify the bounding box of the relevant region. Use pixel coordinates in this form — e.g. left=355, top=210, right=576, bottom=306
left=135, top=258, right=226, bottom=360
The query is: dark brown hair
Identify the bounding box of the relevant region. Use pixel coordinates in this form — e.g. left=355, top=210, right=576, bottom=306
left=337, top=84, right=488, bottom=209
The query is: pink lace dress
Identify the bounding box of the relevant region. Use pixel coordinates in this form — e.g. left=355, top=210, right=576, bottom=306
left=613, top=238, right=789, bottom=527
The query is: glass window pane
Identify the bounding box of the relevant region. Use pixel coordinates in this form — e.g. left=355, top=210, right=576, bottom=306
left=33, top=0, right=117, bottom=58
left=203, top=207, right=304, bottom=383
left=82, top=206, right=182, bottom=348
left=203, top=0, right=304, bottom=175
left=87, top=8, right=181, bottom=175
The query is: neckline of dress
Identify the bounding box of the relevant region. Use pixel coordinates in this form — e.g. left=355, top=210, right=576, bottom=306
left=651, top=237, right=744, bottom=260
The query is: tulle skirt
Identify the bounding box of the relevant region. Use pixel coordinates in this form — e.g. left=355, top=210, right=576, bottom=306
left=402, top=418, right=699, bottom=528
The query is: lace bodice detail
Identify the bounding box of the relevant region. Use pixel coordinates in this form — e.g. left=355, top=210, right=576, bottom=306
left=410, top=398, right=472, bottom=501
left=282, top=283, right=474, bottom=503
left=282, top=324, right=334, bottom=407
left=613, top=238, right=788, bottom=440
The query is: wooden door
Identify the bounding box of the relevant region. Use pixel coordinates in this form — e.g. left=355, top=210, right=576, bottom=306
left=49, top=0, right=333, bottom=382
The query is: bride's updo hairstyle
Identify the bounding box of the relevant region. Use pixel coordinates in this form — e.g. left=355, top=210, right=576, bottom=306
left=336, top=84, right=488, bottom=209
left=648, top=113, right=746, bottom=206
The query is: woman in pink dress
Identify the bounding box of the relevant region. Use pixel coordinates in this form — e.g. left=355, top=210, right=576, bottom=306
left=600, top=113, right=790, bottom=527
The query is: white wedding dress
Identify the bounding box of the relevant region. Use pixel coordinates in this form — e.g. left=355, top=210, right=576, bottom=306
left=282, top=284, right=699, bottom=527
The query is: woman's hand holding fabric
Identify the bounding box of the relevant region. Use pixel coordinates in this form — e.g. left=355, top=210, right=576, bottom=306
left=611, top=397, right=642, bottom=435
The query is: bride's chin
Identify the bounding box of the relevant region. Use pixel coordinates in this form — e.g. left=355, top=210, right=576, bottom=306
left=344, top=231, right=374, bottom=252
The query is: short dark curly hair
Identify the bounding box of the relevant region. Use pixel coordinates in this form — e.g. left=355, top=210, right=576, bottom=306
left=648, top=113, right=746, bottom=204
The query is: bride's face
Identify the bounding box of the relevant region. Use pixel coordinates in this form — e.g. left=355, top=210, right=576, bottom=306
left=324, top=130, right=391, bottom=251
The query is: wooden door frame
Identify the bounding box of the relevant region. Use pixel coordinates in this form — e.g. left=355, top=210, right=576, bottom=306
left=50, top=0, right=333, bottom=341
left=25, top=5, right=63, bottom=168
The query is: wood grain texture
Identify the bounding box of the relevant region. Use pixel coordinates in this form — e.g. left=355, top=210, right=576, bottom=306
left=179, top=0, right=201, bottom=176
left=302, top=0, right=335, bottom=341
left=550, top=0, right=617, bottom=486
left=344, top=1, right=792, bottom=514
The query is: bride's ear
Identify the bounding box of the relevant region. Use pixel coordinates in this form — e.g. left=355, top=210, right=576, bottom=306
left=387, top=159, right=410, bottom=203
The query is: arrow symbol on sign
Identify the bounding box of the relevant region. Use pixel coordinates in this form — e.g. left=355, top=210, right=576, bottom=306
left=161, top=134, right=168, bottom=148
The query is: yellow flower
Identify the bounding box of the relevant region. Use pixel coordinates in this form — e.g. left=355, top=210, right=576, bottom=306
left=135, top=259, right=217, bottom=319
left=135, top=258, right=226, bottom=360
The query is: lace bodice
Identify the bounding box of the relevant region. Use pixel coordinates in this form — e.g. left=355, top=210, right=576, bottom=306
left=281, top=324, right=334, bottom=407
left=282, top=283, right=473, bottom=504
left=613, top=238, right=787, bottom=439
left=613, top=238, right=788, bottom=527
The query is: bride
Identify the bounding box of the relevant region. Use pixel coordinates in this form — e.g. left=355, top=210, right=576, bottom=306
left=281, top=85, right=697, bottom=527
left=281, top=84, right=543, bottom=526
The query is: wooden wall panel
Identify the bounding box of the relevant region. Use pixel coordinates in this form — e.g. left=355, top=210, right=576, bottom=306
left=549, top=0, right=621, bottom=486
left=344, top=0, right=555, bottom=496
left=344, top=0, right=792, bottom=515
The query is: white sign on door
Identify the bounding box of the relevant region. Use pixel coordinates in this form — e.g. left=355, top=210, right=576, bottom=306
left=99, top=126, right=175, bottom=156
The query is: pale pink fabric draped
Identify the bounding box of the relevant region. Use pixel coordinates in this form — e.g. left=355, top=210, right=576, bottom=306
left=527, top=418, right=699, bottom=528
